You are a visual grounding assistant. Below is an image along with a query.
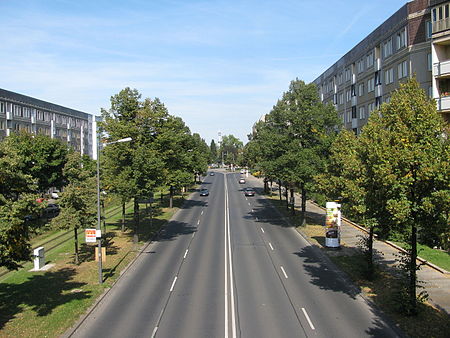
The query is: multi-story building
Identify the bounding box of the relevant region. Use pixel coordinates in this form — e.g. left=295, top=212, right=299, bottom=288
left=431, top=0, right=450, bottom=123
left=0, top=88, right=98, bottom=158
left=314, top=0, right=434, bottom=134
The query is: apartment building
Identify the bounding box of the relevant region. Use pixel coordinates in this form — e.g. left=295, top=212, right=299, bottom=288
left=0, top=88, right=98, bottom=158
left=313, top=0, right=433, bottom=134
left=431, top=0, right=450, bottom=123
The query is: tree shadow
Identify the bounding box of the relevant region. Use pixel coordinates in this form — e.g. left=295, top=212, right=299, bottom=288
left=155, top=220, right=196, bottom=242
left=181, top=199, right=208, bottom=209
left=0, top=268, right=90, bottom=329
left=293, top=245, right=361, bottom=299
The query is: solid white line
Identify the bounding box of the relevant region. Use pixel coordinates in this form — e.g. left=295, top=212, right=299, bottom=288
left=151, top=326, right=158, bottom=338
left=170, top=276, right=177, bottom=292
left=269, top=242, right=274, bottom=251
left=248, top=202, right=251, bottom=206
left=280, top=266, right=288, bottom=279
left=184, top=249, right=189, bottom=259
left=302, top=308, right=316, bottom=330
left=261, top=227, right=265, bottom=233
left=224, top=175, right=229, bottom=338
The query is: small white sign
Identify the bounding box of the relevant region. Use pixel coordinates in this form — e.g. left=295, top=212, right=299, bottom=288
left=85, top=229, right=97, bottom=243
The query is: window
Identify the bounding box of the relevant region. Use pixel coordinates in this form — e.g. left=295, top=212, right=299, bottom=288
left=426, top=20, right=432, bottom=39
left=0, top=101, right=5, bottom=113
left=358, top=83, right=364, bottom=97
left=383, top=38, right=393, bottom=58
left=397, top=29, right=406, bottom=49
left=368, top=102, right=375, bottom=115
left=385, top=68, right=394, bottom=84
left=368, top=78, right=375, bottom=92
left=428, top=86, right=433, bottom=98
left=339, top=93, right=344, bottom=105
left=338, top=73, right=343, bottom=85
left=366, top=52, right=374, bottom=68
left=351, top=106, right=357, bottom=119
left=385, top=96, right=391, bottom=104
left=345, top=68, right=351, bottom=81
left=375, top=97, right=382, bottom=108
left=358, top=59, right=364, bottom=73
left=433, top=8, right=437, bottom=22
left=346, top=90, right=351, bottom=102
left=375, top=71, right=382, bottom=85
left=351, top=84, right=356, bottom=97
left=398, top=60, right=408, bottom=79
left=359, top=106, right=366, bottom=119
left=427, top=53, right=432, bottom=71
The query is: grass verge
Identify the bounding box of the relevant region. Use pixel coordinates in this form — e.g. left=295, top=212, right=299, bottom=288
left=265, top=193, right=450, bottom=338
left=0, top=190, right=188, bottom=338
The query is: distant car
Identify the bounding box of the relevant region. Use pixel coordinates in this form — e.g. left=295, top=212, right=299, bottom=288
left=44, top=203, right=60, bottom=217
left=199, top=188, right=209, bottom=196
left=239, top=178, right=245, bottom=184
left=51, top=191, right=60, bottom=199
left=240, top=169, right=245, bottom=174
left=244, top=187, right=255, bottom=196
left=210, top=172, right=215, bottom=176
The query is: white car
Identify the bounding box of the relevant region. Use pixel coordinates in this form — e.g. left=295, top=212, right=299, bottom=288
left=239, top=178, right=245, bottom=184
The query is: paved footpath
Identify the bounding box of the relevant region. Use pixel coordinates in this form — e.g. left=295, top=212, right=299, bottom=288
left=246, top=174, right=450, bottom=316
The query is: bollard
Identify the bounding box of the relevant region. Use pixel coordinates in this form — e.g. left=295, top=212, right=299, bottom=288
left=33, top=247, right=45, bottom=270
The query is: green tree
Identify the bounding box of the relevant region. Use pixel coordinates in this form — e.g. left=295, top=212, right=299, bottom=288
left=209, top=139, right=218, bottom=164
left=51, top=151, right=97, bottom=264
left=218, top=134, right=243, bottom=165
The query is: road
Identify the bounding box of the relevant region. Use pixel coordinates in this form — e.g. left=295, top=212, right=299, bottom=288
left=68, top=171, right=401, bottom=338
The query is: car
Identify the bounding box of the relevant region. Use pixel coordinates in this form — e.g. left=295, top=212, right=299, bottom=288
left=240, top=169, right=245, bottom=174
left=44, top=203, right=60, bottom=217
left=239, top=178, right=245, bottom=184
left=244, top=187, right=255, bottom=196
left=210, top=172, right=215, bottom=176
left=199, top=188, right=209, bottom=196
left=51, top=191, right=60, bottom=199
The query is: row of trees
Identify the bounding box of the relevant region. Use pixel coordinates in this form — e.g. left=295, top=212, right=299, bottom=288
left=99, top=88, right=210, bottom=241
left=245, top=78, right=449, bottom=314
left=209, top=134, right=244, bottom=166
left=0, top=87, right=209, bottom=269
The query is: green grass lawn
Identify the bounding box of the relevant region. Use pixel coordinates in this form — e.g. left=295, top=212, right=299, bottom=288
left=392, top=242, right=450, bottom=272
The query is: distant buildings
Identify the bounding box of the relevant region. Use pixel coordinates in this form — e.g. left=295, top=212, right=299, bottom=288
left=0, top=88, right=98, bottom=158
left=313, top=0, right=450, bottom=134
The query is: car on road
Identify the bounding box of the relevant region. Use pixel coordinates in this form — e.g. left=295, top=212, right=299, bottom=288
left=244, top=187, right=255, bottom=196
left=44, top=203, right=60, bottom=217
left=239, top=178, right=245, bottom=184
left=240, top=169, right=245, bottom=174
left=199, top=188, right=209, bottom=196
left=210, top=172, right=215, bottom=176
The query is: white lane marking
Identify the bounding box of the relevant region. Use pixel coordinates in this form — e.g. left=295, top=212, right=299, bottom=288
left=302, top=308, right=316, bottom=330
left=261, top=227, right=265, bottom=233
left=245, top=197, right=248, bottom=201
left=256, top=217, right=258, bottom=221
left=197, top=219, right=200, bottom=225
left=201, top=210, right=204, bottom=215
left=280, top=266, right=288, bottom=279
left=151, top=327, right=158, bottom=338
left=184, top=249, right=189, bottom=259
left=192, top=232, right=195, bottom=238
left=224, top=175, right=237, bottom=338
left=269, top=242, right=274, bottom=251
left=248, top=202, right=251, bottom=206
left=251, top=209, right=254, bottom=212
left=170, top=276, right=177, bottom=292
left=224, top=175, right=228, bottom=338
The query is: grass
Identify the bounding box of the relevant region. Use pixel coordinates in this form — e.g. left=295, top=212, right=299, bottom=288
left=264, top=191, right=450, bottom=338
left=0, top=190, right=188, bottom=338
left=392, top=242, right=450, bottom=272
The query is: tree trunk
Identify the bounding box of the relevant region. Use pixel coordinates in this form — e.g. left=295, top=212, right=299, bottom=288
left=74, top=227, right=79, bottom=265
left=169, top=186, right=174, bottom=209
left=285, top=184, right=289, bottom=210
left=133, top=199, right=139, bottom=244
left=300, top=183, right=307, bottom=226
left=270, top=180, right=273, bottom=196
left=368, top=225, right=374, bottom=279
left=121, top=202, right=125, bottom=233
left=278, top=180, right=282, bottom=201
left=290, top=188, right=295, bottom=215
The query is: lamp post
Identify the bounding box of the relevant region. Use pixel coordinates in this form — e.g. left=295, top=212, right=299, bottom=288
left=96, top=136, right=132, bottom=284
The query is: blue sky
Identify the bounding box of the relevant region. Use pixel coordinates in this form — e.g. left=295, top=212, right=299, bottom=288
left=0, top=0, right=407, bottom=144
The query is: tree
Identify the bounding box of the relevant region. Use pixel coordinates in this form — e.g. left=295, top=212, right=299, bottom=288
left=0, top=137, right=41, bottom=269
left=209, top=139, right=218, bottom=164
left=218, top=134, right=243, bottom=165
left=51, top=151, right=97, bottom=264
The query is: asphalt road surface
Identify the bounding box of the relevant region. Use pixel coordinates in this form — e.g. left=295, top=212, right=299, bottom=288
left=67, top=171, right=401, bottom=338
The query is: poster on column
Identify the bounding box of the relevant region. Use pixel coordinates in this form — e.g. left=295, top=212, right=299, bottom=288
left=325, top=202, right=341, bottom=248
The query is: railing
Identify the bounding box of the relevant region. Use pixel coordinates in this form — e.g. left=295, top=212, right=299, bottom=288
left=433, top=60, right=450, bottom=77
left=433, top=17, right=450, bottom=33
left=437, top=95, right=450, bottom=111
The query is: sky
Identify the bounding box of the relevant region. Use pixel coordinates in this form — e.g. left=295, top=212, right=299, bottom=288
left=0, top=0, right=408, bottom=145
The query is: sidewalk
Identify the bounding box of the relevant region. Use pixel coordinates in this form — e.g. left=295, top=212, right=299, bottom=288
left=246, top=174, right=450, bottom=316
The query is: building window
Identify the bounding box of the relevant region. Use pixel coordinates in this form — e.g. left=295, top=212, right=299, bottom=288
left=346, top=90, right=351, bottom=102
left=345, top=68, right=351, bottom=81
left=358, top=59, right=364, bottom=73
left=358, top=83, right=364, bottom=96
left=427, top=53, right=432, bottom=71
left=366, top=52, right=374, bottom=68
left=375, top=71, right=382, bottom=85
left=398, top=60, right=408, bottom=79
left=0, top=101, right=5, bottom=113
left=426, top=20, right=432, bottom=39
left=385, top=68, right=394, bottom=84
left=359, top=106, right=366, bottom=119
left=375, top=96, right=382, bottom=108
left=351, top=106, right=357, bottom=119
left=428, top=86, right=433, bottom=98
left=368, top=102, right=375, bottom=115
left=385, top=96, right=391, bottom=104
left=383, top=38, right=393, bottom=58
left=433, top=8, right=437, bottom=22
left=397, top=29, right=406, bottom=49
left=368, top=78, right=375, bottom=92
left=339, top=93, right=344, bottom=105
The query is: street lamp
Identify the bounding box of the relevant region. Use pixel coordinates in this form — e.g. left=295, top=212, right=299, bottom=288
left=96, top=136, right=132, bottom=284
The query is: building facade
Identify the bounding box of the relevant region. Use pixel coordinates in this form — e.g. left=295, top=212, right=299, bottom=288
left=314, top=0, right=435, bottom=134
left=0, top=88, right=97, bottom=158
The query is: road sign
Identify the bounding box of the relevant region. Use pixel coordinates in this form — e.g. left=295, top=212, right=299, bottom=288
left=85, top=229, right=97, bottom=243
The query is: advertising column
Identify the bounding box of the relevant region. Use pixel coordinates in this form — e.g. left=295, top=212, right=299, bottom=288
left=325, top=201, right=341, bottom=248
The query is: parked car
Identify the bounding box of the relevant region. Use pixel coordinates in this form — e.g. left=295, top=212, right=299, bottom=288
left=239, top=178, right=245, bottom=184
left=199, top=188, right=209, bottom=196
left=43, top=203, right=60, bottom=217
left=244, top=187, right=255, bottom=196
left=51, top=191, right=60, bottom=199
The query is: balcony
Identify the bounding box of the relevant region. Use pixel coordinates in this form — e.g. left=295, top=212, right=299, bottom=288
left=351, top=96, right=357, bottom=106
left=376, top=58, right=381, bottom=71
left=434, top=60, right=450, bottom=77
left=433, top=17, right=450, bottom=34
left=436, top=95, right=450, bottom=111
